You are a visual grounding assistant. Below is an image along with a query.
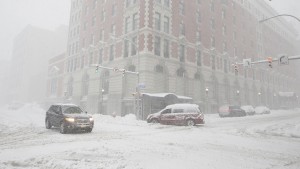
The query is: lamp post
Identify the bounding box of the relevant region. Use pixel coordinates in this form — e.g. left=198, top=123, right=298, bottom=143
left=101, top=88, right=105, bottom=114
left=205, top=88, right=209, bottom=113
left=258, top=92, right=261, bottom=106
left=236, top=90, right=240, bottom=105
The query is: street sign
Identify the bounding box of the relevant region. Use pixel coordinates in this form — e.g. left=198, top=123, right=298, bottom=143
left=137, top=83, right=146, bottom=89
left=278, top=54, right=289, bottom=65
left=243, top=58, right=252, bottom=68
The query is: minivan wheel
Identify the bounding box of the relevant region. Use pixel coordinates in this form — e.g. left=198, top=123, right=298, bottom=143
left=186, top=119, right=195, bottom=126
left=151, top=119, right=158, bottom=123
left=60, top=122, right=67, bottom=134
left=45, top=118, right=52, bottom=129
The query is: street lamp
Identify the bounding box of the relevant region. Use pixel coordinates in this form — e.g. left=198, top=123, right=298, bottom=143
left=101, top=88, right=105, bottom=114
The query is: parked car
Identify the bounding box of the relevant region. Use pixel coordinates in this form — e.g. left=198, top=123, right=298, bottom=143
left=45, top=104, right=94, bottom=134
left=241, top=105, right=255, bottom=115
left=218, top=105, right=247, bottom=117
left=146, top=104, right=204, bottom=126
left=255, top=106, right=271, bottom=115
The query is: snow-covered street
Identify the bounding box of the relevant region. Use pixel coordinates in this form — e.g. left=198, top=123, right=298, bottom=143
left=0, top=104, right=300, bottom=169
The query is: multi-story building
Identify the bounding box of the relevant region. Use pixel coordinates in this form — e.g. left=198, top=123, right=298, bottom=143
left=61, top=0, right=300, bottom=118
left=10, top=25, right=68, bottom=103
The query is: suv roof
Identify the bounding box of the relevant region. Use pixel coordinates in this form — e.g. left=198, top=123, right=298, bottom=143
left=165, top=104, right=199, bottom=109
left=52, top=103, right=78, bottom=107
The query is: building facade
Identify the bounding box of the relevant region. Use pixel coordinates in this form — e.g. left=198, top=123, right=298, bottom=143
left=60, top=0, right=300, bottom=118
left=10, top=25, right=68, bottom=103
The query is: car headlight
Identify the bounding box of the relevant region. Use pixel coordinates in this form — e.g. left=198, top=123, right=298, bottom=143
left=89, top=117, right=94, bottom=121
left=65, top=117, right=75, bottom=122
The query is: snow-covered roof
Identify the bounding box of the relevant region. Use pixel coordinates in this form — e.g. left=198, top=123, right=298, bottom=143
left=141, top=93, right=192, bottom=100
left=166, top=103, right=198, bottom=109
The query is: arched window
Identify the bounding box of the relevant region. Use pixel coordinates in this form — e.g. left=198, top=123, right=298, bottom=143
left=177, top=68, right=185, bottom=77
left=194, top=73, right=200, bottom=80
left=128, top=65, right=136, bottom=72
left=155, top=65, right=164, bottom=73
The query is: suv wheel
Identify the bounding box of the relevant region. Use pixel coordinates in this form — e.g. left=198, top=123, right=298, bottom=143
left=45, top=118, right=52, bottom=129
left=151, top=119, right=158, bottom=124
left=86, top=128, right=92, bottom=133
left=186, top=119, right=195, bottom=126
left=60, top=122, right=67, bottom=134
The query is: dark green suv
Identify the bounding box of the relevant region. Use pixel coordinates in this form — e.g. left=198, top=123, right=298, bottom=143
left=45, top=104, right=94, bottom=134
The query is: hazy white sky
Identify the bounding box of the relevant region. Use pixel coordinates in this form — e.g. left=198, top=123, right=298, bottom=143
left=0, top=0, right=299, bottom=61
left=0, top=0, right=70, bottom=61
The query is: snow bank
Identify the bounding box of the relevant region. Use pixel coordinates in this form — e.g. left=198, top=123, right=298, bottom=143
left=0, top=103, right=45, bottom=128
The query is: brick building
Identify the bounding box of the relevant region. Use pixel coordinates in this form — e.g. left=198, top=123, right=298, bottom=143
left=60, top=0, right=300, bottom=118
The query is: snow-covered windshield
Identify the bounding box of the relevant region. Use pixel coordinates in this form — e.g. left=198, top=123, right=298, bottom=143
left=62, top=106, right=84, bottom=114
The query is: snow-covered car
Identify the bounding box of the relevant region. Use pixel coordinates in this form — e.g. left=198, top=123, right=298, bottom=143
left=45, top=104, right=94, bottom=134
left=218, top=105, right=246, bottom=117
left=146, top=104, right=204, bottom=126
left=241, top=105, right=255, bottom=115
left=255, top=106, right=271, bottom=115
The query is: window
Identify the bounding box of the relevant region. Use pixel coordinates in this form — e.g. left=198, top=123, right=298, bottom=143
left=211, top=18, right=215, bottom=30
left=173, top=109, right=184, bottom=113
left=126, top=0, right=131, bottom=7
left=233, top=31, right=237, bottom=40
left=155, top=12, right=161, bottom=31
left=179, top=44, right=185, bottom=62
left=92, top=16, right=96, bottom=26
left=212, top=55, right=216, bottom=70
left=100, top=29, right=104, bottom=41
left=164, top=0, right=169, bottom=7
left=194, top=73, right=201, bottom=80
left=83, top=22, right=87, bottom=31
left=179, top=0, right=185, bottom=15
left=124, top=40, right=129, bottom=57
left=197, top=11, right=201, bottom=23
left=89, top=52, right=93, bottom=65
left=222, top=25, right=227, bottom=35
left=154, top=36, right=161, bottom=56
left=90, top=34, right=95, bottom=45
left=101, top=10, right=106, bottom=22
left=125, top=16, right=130, bottom=33
left=98, top=49, right=103, bottom=64
left=111, top=24, right=116, bottom=36
left=224, top=59, right=228, bottom=73
left=211, top=36, right=215, bottom=48
left=177, top=68, right=185, bottom=77
left=180, top=22, right=185, bottom=36
left=131, top=36, right=137, bottom=56
left=210, top=1, right=214, bottom=12
left=164, top=16, right=169, bottom=33
left=163, top=39, right=169, bottom=58
left=109, top=45, right=115, bottom=61
left=132, top=13, right=138, bottom=31
left=155, top=65, right=164, bottom=73
left=112, top=4, right=116, bottom=16
left=196, top=31, right=201, bottom=42
left=223, top=42, right=227, bottom=52
left=197, top=50, right=202, bottom=66
left=222, top=9, right=226, bottom=19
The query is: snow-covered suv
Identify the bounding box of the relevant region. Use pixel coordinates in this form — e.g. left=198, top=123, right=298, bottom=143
left=146, top=104, right=204, bottom=126
left=45, top=104, right=94, bottom=134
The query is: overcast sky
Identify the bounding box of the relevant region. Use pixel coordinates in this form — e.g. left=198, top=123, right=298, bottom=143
left=0, top=0, right=70, bottom=61
left=0, top=0, right=299, bottom=61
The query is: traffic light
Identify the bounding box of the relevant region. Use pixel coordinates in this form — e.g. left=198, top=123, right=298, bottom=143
left=95, top=65, right=99, bottom=73
left=267, top=57, right=272, bottom=68
left=234, top=64, right=238, bottom=72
